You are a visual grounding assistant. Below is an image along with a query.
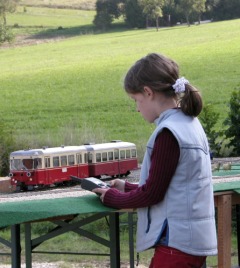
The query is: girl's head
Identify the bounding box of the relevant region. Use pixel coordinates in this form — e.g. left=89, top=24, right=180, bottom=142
left=124, top=53, right=202, bottom=117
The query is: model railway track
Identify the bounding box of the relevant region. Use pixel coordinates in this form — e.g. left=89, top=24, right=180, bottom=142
left=0, top=184, right=92, bottom=203
left=1, top=168, right=240, bottom=203
left=0, top=171, right=139, bottom=202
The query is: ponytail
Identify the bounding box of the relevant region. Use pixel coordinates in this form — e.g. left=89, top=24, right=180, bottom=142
left=178, top=84, right=203, bottom=117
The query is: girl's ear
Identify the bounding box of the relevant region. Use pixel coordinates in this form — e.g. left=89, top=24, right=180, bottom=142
left=143, top=86, right=154, bottom=97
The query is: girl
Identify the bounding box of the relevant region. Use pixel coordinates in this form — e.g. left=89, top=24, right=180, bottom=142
left=93, top=53, right=217, bottom=267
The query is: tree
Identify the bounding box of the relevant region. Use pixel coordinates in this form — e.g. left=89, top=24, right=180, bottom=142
left=0, top=0, right=19, bottom=26
left=124, top=0, right=146, bottom=28
left=212, top=0, right=240, bottom=20
left=93, top=0, right=124, bottom=30
left=138, top=0, right=165, bottom=30
left=0, top=0, right=19, bottom=43
left=162, top=0, right=177, bottom=26
left=224, top=89, right=240, bottom=156
left=177, top=0, right=206, bottom=26
left=193, top=0, right=206, bottom=24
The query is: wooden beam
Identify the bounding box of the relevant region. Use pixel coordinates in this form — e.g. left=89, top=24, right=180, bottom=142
left=216, top=194, right=232, bottom=268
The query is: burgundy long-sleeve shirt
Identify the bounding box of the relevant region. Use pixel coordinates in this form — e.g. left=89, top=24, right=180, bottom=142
left=103, top=128, right=180, bottom=209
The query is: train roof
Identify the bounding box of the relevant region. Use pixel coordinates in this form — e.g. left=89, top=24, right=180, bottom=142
left=84, top=142, right=136, bottom=151
left=10, top=146, right=86, bottom=157
left=10, top=142, right=136, bottom=157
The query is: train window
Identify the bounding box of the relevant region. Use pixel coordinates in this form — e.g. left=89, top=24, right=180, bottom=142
left=61, top=155, right=67, bottom=166
left=22, top=159, right=34, bottom=169
left=126, top=150, right=131, bottom=158
left=114, top=150, right=119, bottom=160
left=88, top=153, right=93, bottom=163
left=77, top=154, right=82, bottom=164
left=68, top=155, right=75, bottom=166
left=84, top=153, right=87, bottom=163
left=96, top=153, right=101, bottom=163
left=120, top=150, right=125, bottom=159
left=108, top=152, right=113, bottom=161
left=10, top=159, right=23, bottom=170
left=33, top=158, right=42, bottom=169
left=131, top=149, right=137, bottom=158
left=102, top=152, right=107, bottom=162
left=53, top=156, right=60, bottom=167
left=45, top=157, right=50, bottom=168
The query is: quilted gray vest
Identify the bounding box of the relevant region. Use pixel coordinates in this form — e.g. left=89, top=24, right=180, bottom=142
left=136, top=109, right=217, bottom=256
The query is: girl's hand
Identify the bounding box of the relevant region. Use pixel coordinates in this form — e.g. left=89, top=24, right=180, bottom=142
left=109, top=179, right=125, bottom=192
left=92, top=187, right=109, bottom=202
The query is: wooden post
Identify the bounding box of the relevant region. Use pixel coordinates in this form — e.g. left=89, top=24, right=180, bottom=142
left=217, top=194, right=232, bottom=268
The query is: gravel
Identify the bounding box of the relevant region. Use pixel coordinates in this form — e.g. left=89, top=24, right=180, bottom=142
left=1, top=166, right=240, bottom=203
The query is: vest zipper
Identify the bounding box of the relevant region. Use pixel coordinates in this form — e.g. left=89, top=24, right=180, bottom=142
left=145, top=206, right=151, bottom=233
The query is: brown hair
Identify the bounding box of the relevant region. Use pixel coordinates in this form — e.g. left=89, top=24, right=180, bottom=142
left=124, top=53, right=202, bottom=117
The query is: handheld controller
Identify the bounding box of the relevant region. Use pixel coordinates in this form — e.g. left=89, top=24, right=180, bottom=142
left=70, top=176, right=110, bottom=193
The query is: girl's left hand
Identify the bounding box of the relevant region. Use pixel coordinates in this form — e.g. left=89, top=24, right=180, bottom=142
left=92, top=188, right=109, bottom=202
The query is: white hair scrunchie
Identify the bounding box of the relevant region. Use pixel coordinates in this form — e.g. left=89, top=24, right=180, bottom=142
left=172, top=77, right=189, bottom=93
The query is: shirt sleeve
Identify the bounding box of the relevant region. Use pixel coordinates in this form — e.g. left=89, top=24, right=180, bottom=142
left=125, top=181, right=138, bottom=192
left=103, top=128, right=180, bottom=209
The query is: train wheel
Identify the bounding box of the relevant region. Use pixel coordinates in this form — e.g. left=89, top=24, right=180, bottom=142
left=27, top=185, right=34, bottom=191
left=16, top=184, right=28, bottom=192
left=16, top=185, right=22, bottom=192
left=125, top=171, right=130, bottom=177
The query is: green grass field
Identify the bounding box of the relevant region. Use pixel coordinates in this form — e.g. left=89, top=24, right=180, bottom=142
left=1, top=7, right=240, bottom=159
left=20, top=0, right=96, bottom=10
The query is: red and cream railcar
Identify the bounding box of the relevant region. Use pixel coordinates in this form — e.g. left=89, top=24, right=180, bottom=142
left=9, top=141, right=138, bottom=191
left=85, top=142, right=137, bottom=178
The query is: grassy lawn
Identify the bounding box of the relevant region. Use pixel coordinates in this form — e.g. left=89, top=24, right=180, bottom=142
left=7, top=6, right=96, bottom=35
left=20, top=0, right=97, bottom=10
left=1, top=14, right=240, bottom=158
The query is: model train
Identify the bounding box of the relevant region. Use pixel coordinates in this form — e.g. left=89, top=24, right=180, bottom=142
left=9, top=141, right=138, bottom=191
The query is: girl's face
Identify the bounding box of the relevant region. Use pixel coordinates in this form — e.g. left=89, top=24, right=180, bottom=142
left=128, top=86, right=177, bottom=123
left=128, top=90, right=159, bottom=123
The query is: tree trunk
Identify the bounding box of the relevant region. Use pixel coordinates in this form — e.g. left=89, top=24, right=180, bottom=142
left=198, top=14, right=201, bottom=24
left=3, top=13, right=7, bottom=27
left=146, top=16, right=149, bottom=28
left=186, top=14, right=190, bottom=26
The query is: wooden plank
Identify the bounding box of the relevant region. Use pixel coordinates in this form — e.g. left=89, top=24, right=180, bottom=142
left=217, top=194, right=232, bottom=268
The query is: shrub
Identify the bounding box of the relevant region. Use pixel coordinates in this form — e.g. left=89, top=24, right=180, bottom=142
left=224, top=89, right=240, bottom=156
left=0, top=24, right=14, bottom=44
left=0, top=122, right=16, bottom=176
left=199, top=103, right=224, bottom=157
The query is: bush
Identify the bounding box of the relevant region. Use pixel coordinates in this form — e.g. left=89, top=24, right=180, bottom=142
left=0, top=122, right=16, bottom=176
left=199, top=103, right=224, bottom=157
left=0, top=24, right=14, bottom=44
left=224, top=89, right=240, bottom=156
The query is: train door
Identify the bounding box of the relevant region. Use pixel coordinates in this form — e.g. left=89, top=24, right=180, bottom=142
left=119, top=149, right=126, bottom=175
left=44, top=157, right=50, bottom=185
left=76, top=153, right=89, bottom=178
left=76, top=153, right=81, bottom=177
left=114, top=149, right=121, bottom=176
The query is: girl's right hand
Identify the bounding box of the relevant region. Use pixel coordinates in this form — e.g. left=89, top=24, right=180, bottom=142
left=110, top=179, right=125, bottom=192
